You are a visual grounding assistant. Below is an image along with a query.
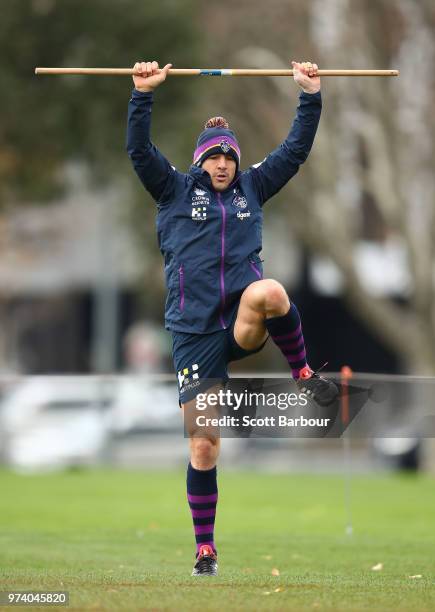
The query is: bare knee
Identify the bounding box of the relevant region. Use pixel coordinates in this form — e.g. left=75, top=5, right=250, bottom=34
left=247, top=279, right=290, bottom=317
left=190, top=437, right=219, bottom=470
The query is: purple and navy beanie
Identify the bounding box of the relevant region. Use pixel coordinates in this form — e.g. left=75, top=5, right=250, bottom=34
left=193, top=117, right=241, bottom=171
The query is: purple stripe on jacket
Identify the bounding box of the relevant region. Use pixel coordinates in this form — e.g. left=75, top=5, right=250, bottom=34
left=179, top=265, right=184, bottom=311
left=249, top=261, right=262, bottom=279
left=218, top=193, right=227, bottom=329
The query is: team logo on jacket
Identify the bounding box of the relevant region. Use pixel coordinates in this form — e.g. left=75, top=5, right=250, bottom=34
left=232, top=191, right=248, bottom=209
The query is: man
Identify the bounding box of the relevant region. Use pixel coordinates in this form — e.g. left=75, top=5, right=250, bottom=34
left=127, top=60, right=338, bottom=576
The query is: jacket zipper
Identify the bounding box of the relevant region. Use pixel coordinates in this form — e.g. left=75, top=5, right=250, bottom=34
left=178, top=264, right=185, bottom=312
left=217, top=193, right=227, bottom=328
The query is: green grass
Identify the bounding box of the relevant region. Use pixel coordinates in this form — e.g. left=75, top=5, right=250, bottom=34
left=0, top=469, right=434, bottom=611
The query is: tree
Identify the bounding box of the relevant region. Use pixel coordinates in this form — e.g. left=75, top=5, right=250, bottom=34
left=200, top=0, right=435, bottom=374
left=0, top=0, right=200, bottom=205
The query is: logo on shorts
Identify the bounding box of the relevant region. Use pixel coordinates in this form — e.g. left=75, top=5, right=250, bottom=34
left=178, top=363, right=199, bottom=388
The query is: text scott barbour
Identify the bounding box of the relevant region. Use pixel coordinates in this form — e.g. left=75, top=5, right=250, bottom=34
left=195, top=415, right=331, bottom=428
left=193, top=389, right=332, bottom=428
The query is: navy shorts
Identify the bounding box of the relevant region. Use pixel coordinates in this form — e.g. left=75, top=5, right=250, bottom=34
left=172, top=309, right=268, bottom=405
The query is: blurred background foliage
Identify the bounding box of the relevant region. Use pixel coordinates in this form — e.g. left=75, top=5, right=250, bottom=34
left=0, top=0, right=200, bottom=205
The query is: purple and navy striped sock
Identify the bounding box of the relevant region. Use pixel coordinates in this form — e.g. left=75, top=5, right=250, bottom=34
left=265, top=303, right=309, bottom=379
left=187, top=462, right=218, bottom=555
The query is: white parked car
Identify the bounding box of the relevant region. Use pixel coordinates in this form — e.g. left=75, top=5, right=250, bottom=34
left=0, top=376, right=113, bottom=471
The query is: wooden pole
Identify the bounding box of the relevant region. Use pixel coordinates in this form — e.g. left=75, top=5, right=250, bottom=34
left=35, top=67, right=399, bottom=77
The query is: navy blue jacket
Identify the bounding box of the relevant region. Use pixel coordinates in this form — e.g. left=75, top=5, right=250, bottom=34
left=127, top=89, right=321, bottom=334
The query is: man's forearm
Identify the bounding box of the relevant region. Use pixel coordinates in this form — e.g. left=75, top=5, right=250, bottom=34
left=284, top=90, right=322, bottom=166
left=249, top=89, right=322, bottom=203
left=126, top=89, right=176, bottom=202
left=126, top=89, right=154, bottom=161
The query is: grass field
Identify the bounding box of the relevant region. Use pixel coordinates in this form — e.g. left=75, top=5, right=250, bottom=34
left=0, top=468, right=434, bottom=611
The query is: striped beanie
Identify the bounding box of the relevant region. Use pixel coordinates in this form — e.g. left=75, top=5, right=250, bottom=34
left=193, top=117, right=241, bottom=171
